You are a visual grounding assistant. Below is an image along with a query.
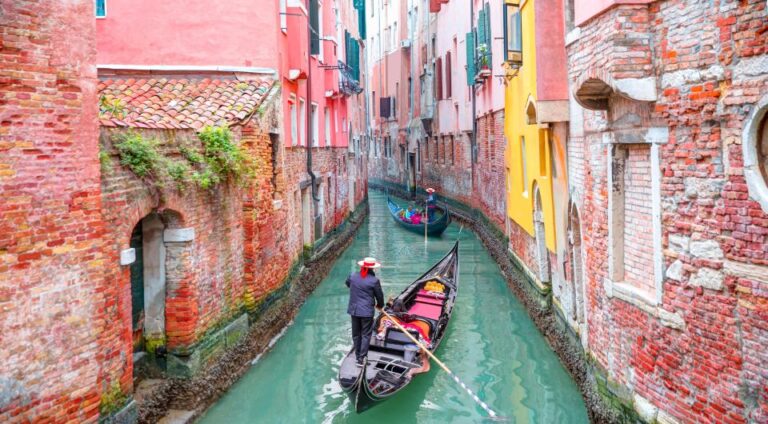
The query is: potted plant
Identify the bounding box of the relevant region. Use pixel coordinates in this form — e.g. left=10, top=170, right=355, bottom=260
left=476, top=44, right=491, bottom=78
left=477, top=44, right=490, bottom=69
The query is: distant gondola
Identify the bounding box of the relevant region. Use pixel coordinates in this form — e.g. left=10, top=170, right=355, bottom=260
left=387, top=197, right=451, bottom=237
left=338, top=241, right=460, bottom=413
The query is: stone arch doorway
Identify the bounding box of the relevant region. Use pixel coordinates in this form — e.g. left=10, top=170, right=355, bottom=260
left=569, top=205, right=585, bottom=331
left=533, top=185, right=551, bottom=285
left=129, top=213, right=167, bottom=357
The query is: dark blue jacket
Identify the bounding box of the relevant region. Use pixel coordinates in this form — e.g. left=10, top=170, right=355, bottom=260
left=346, top=271, right=385, bottom=317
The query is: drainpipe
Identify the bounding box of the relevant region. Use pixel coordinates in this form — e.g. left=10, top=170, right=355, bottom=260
left=307, top=11, right=319, bottom=202
left=470, top=0, right=477, bottom=187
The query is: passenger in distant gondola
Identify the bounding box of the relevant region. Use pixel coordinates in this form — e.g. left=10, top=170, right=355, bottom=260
left=426, top=187, right=437, bottom=222
left=404, top=204, right=416, bottom=223
left=345, top=257, right=385, bottom=366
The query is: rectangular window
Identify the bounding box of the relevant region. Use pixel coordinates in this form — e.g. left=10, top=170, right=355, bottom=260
left=318, top=1, right=324, bottom=61
left=445, top=51, right=452, bottom=99
left=504, top=4, right=523, bottom=66
left=299, top=98, right=306, bottom=146
left=520, top=136, right=528, bottom=195
left=309, top=0, right=320, bottom=54
left=394, top=83, right=399, bottom=117
left=310, top=103, right=320, bottom=147
left=290, top=96, right=298, bottom=146
left=279, top=0, right=287, bottom=31
left=451, top=136, right=455, bottom=165
left=435, top=57, right=443, bottom=100
left=324, top=107, right=330, bottom=146
left=425, top=138, right=430, bottom=162
left=95, top=0, right=106, bottom=17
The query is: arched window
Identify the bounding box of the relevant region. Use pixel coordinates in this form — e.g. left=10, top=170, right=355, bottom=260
left=759, top=113, right=768, bottom=183
left=743, top=95, right=768, bottom=213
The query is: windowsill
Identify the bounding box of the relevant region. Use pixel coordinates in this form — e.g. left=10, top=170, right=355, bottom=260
left=603, top=278, right=685, bottom=329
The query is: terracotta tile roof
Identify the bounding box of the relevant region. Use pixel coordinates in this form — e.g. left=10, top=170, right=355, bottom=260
left=98, top=77, right=275, bottom=129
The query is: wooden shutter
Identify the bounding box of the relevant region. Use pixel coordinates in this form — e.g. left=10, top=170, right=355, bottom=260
left=477, top=9, right=486, bottom=50
left=310, top=0, right=320, bottom=54
left=466, top=32, right=475, bottom=85
left=380, top=97, right=391, bottom=118
left=484, top=2, right=492, bottom=53
left=436, top=57, right=443, bottom=100
left=445, top=52, right=452, bottom=99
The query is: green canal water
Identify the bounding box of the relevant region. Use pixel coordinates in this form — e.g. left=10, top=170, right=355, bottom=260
left=199, top=191, right=588, bottom=423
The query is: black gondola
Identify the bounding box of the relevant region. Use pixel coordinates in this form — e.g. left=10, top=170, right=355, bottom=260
left=338, top=241, right=460, bottom=413
left=387, top=197, right=451, bottom=237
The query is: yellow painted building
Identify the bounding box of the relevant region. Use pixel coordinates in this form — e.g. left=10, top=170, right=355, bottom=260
left=503, top=0, right=557, bottom=252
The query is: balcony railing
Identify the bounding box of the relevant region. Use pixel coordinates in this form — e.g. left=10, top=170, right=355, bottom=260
left=337, top=60, right=362, bottom=96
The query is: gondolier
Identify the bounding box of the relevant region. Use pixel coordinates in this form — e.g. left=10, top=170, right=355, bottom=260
left=338, top=242, right=461, bottom=413
left=346, top=257, right=385, bottom=366
left=426, top=188, right=437, bottom=221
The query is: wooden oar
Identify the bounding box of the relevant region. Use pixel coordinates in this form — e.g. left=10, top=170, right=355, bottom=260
left=378, top=308, right=503, bottom=421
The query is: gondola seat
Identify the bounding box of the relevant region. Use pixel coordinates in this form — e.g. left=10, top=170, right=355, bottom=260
left=408, top=301, right=442, bottom=320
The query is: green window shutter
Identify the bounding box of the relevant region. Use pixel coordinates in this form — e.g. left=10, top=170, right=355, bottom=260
left=477, top=9, right=486, bottom=51
left=466, top=32, right=475, bottom=86
left=484, top=3, right=492, bottom=56
left=310, top=0, right=320, bottom=54
left=353, top=39, right=360, bottom=80
left=357, top=1, right=366, bottom=39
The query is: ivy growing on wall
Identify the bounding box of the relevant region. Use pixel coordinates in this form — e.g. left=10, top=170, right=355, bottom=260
left=110, top=125, right=254, bottom=191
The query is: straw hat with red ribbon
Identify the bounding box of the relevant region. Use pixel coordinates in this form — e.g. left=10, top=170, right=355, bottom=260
left=357, top=257, right=381, bottom=277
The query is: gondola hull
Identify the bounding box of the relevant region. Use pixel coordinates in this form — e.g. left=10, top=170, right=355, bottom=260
left=338, top=242, right=460, bottom=413
left=387, top=197, right=451, bottom=236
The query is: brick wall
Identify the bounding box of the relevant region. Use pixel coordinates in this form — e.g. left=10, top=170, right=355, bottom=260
left=0, top=1, right=111, bottom=421
left=100, top=127, right=253, bottom=352
left=567, top=1, right=768, bottom=421
left=622, top=145, right=655, bottom=295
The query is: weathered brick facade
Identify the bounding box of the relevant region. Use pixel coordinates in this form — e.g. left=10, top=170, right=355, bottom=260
left=0, top=1, right=110, bottom=421
left=566, top=1, right=768, bottom=421
left=0, top=3, right=368, bottom=421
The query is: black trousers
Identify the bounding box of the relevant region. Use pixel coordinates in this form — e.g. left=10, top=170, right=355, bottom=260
left=351, top=316, right=374, bottom=361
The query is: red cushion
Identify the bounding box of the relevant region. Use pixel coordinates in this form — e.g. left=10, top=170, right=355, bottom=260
left=408, top=302, right=442, bottom=320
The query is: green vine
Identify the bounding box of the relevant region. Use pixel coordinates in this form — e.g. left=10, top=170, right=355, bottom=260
left=110, top=126, right=254, bottom=191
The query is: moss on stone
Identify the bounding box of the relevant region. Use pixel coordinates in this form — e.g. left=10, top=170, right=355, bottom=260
left=99, top=381, right=129, bottom=416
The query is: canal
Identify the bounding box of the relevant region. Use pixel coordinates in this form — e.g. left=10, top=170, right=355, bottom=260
left=199, top=191, right=588, bottom=423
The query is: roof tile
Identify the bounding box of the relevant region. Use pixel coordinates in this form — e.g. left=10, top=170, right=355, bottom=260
left=98, top=77, right=275, bottom=129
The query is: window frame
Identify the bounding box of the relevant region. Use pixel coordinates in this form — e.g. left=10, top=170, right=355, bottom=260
left=95, top=0, right=107, bottom=18
left=503, top=3, right=523, bottom=67
left=289, top=95, right=298, bottom=146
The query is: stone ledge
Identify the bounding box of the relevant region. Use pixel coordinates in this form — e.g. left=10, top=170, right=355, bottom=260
left=163, top=228, right=195, bottom=243
left=724, top=260, right=768, bottom=285
left=99, top=399, right=137, bottom=424
left=604, top=279, right=685, bottom=330
left=166, top=313, right=249, bottom=378
left=120, top=248, right=136, bottom=266
left=508, top=247, right=551, bottom=297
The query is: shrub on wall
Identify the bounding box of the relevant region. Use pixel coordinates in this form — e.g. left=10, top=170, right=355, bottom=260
left=110, top=126, right=255, bottom=191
